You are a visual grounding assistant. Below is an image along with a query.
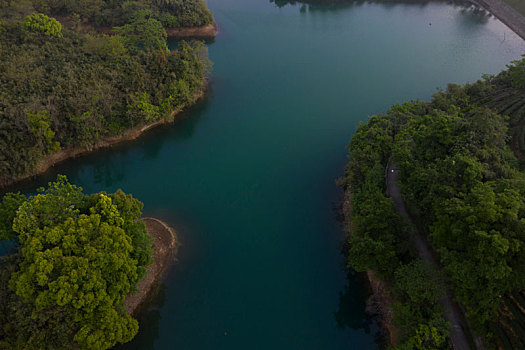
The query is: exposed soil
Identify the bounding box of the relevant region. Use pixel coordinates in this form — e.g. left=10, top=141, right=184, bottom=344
left=125, top=217, right=178, bottom=315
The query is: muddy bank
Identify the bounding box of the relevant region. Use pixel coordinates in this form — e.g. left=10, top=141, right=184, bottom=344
left=125, top=217, right=178, bottom=315
left=166, top=23, right=217, bottom=38
left=342, top=189, right=399, bottom=347
left=87, top=23, right=217, bottom=38
left=0, top=88, right=206, bottom=189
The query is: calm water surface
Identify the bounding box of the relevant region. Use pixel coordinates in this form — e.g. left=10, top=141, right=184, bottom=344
left=8, top=0, right=523, bottom=348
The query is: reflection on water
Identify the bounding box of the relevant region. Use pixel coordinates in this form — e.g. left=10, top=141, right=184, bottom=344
left=269, top=0, right=492, bottom=19
left=334, top=270, right=376, bottom=333
left=115, top=280, right=169, bottom=350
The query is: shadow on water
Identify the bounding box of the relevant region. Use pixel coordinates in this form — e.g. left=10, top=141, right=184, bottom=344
left=138, top=91, right=213, bottom=161
left=167, top=37, right=216, bottom=49
left=270, top=0, right=358, bottom=11
left=332, top=198, right=384, bottom=347
left=455, top=1, right=491, bottom=23
left=0, top=240, right=14, bottom=256
left=115, top=281, right=169, bottom=350
left=0, top=89, right=213, bottom=195
left=334, top=268, right=385, bottom=347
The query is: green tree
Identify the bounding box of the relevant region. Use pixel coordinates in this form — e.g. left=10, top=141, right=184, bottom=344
left=397, top=323, right=449, bottom=350
left=394, top=261, right=445, bottom=306
left=0, top=192, right=26, bottom=241
left=507, top=55, right=525, bottom=88
left=115, top=10, right=168, bottom=52
left=2, top=176, right=152, bottom=349
left=22, top=13, right=62, bottom=37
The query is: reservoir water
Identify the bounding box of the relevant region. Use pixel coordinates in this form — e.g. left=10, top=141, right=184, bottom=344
left=8, top=0, right=523, bottom=348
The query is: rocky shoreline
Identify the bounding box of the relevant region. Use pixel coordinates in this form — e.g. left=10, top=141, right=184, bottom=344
left=125, top=217, right=178, bottom=315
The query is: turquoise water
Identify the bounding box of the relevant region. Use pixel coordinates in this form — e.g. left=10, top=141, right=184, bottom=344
left=6, top=0, right=524, bottom=348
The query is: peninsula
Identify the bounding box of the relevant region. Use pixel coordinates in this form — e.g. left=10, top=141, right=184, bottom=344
left=0, top=176, right=170, bottom=349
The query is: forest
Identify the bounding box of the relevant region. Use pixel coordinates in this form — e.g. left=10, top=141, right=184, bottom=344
left=0, top=0, right=213, bottom=28
left=341, top=57, right=525, bottom=349
left=0, top=1, right=212, bottom=186
left=0, top=176, right=153, bottom=349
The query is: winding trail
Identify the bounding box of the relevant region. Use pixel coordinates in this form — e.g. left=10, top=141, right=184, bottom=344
left=385, top=162, right=475, bottom=350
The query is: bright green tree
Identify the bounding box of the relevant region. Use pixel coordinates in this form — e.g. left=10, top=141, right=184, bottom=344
left=22, top=13, right=62, bottom=37
left=3, top=176, right=152, bottom=350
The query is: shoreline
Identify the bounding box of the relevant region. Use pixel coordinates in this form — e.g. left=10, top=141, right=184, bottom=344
left=125, top=217, right=178, bottom=315
left=94, top=22, right=218, bottom=38
left=0, top=88, right=206, bottom=189
left=50, top=14, right=218, bottom=39
left=342, top=190, right=399, bottom=347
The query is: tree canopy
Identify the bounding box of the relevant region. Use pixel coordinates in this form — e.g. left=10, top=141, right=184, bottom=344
left=0, top=0, right=213, bottom=28
left=0, top=3, right=211, bottom=186
left=342, top=57, right=525, bottom=348
left=0, top=175, right=153, bottom=349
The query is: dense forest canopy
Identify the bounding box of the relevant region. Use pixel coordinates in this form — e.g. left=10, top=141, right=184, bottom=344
left=0, top=1, right=212, bottom=186
left=0, top=176, right=153, bottom=349
left=0, top=0, right=213, bottom=28
left=342, top=57, right=525, bottom=349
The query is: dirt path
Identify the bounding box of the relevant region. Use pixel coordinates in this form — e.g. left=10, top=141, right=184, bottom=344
left=124, top=217, right=178, bottom=315
left=471, top=0, right=525, bottom=40
left=385, top=162, right=475, bottom=350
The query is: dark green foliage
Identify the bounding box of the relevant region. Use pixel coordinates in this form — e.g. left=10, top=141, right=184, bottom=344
left=0, top=7, right=211, bottom=185
left=491, top=323, right=514, bottom=350
left=391, top=76, right=525, bottom=330
left=2, top=0, right=213, bottom=28
left=0, top=175, right=153, bottom=349
left=153, top=0, right=213, bottom=27
left=115, top=10, right=168, bottom=52
left=347, top=167, right=407, bottom=278
left=0, top=192, right=26, bottom=241
left=341, top=103, right=448, bottom=348
left=343, top=58, right=525, bottom=347
left=507, top=56, right=525, bottom=89
left=394, top=261, right=445, bottom=306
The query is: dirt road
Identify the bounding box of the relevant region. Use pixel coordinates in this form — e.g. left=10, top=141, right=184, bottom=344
left=386, top=163, right=475, bottom=350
